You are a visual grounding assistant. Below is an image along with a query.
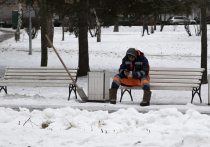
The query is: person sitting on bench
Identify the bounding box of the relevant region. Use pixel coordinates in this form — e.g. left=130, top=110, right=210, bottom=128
left=109, top=48, right=151, bottom=106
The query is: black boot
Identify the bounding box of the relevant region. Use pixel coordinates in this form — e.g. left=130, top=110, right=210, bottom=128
left=109, top=89, right=117, bottom=104
left=140, top=90, right=151, bottom=106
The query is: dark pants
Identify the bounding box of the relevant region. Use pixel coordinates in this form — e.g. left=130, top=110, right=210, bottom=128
left=143, top=27, right=149, bottom=35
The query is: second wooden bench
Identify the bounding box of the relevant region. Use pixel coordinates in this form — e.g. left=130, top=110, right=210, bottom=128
left=119, top=67, right=205, bottom=103
left=0, top=66, right=79, bottom=100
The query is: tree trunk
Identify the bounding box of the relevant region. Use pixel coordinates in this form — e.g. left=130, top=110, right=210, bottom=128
left=40, top=0, right=48, bottom=66
left=78, top=0, right=90, bottom=76
left=201, top=2, right=208, bottom=84
left=113, top=20, right=119, bottom=32
left=60, top=15, right=65, bottom=41
left=91, top=9, right=101, bottom=42
left=62, top=25, right=64, bottom=41
left=159, top=14, right=164, bottom=32
left=184, top=24, right=192, bottom=36
left=15, top=2, right=22, bottom=41
left=154, top=12, right=157, bottom=30
left=150, top=26, right=154, bottom=34
left=160, top=10, right=166, bottom=32
left=97, top=24, right=101, bottom=42
left=46, top=11, right=54, bottom=48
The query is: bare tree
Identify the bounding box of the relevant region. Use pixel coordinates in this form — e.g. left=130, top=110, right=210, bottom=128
left=200, top=0, right=208, bottom=84
left=39, top=0, right=48, bottom=66
left=91, top=9, right=101, bottom=42
left=78, top=0, right=90, bottom=76
left=15, top=1, right=23, bottom=41
left=113, top=20, right=119, bottom=32
left=184, top=23, right=192, bottom=36
left=46, top=10, right=54, bottom=48
left=24, top=17, right=40, bottom=39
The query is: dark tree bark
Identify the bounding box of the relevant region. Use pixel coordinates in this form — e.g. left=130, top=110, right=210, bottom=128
left=93, top=9, right=101, bottom=42
left=201, top=2, right=207, bottom=84
left=184, top=24, right=192, bottom=36
left=78, top=0, right=90, bottom=76
left=40, top=0, right=48, bottom=66
left=46, top=11, right=54, bottom=48
left=62, top=25, right=65, bottom=41
left=160, top=10, right=166, bottom=32
left=90, top=8, right=101, bottom=42
left=113, top=20, right=119, bottom=32
left=60, top=15, right=66, bottom=41
left=15, top=2, right=22, bottom=41
left=153, top=12, right=158, bottom=30
left=159, top=14, right=164, bottom=32
left=97, top=24, right=101, bottom=42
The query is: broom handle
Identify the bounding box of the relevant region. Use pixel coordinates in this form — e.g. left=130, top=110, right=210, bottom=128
left=45, top=35, right=79, bottom=88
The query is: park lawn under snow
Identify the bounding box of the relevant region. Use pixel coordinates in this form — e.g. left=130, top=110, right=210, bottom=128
left=0, top=25, right=210, bottom=146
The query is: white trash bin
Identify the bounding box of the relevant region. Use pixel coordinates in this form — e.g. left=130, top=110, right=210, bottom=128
left=88, top=71, right=110, bottom=102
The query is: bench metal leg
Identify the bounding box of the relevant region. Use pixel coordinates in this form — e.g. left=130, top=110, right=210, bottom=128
left=0, top=86, right=7, bottom=94
left=120, top=89, right=133, bottom=102
left=191, top=87, right=202, bottom=103
left=191, top=75, right=203, bottom=103
left=68, top=84, right=77, bottom=101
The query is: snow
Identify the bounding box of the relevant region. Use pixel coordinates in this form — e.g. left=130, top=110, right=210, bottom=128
left=0, top=25, right=210, bottom=146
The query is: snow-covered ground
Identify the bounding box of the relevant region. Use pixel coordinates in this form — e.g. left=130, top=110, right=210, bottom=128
left=0, top=25, right=210, bottom=146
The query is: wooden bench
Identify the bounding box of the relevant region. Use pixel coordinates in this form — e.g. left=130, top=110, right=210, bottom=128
left=119, top=67, right=205, bottom=103
left=0, top=66, right=79, bottom=100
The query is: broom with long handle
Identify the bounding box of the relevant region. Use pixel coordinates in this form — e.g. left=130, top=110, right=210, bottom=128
left=45, top=35, right=87, bottom=102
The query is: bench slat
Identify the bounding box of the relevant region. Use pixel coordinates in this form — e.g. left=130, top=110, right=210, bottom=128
left=150, top=67, right=205, bottom=72
left=120, top=85, right=193, bottom=91
left=151, top=86, right=193, bottom=91
left=120, top=83, right=199, bottom=89
left=150, top=75, right=202, bottom=79
left=6, top=70, right=78, bottom=73
left=6, top=67, right=79, bottom=70
left=150, top=79, right=200, bottom=84
left=0, top=82, right=70, bottom=87
left=150, top=83, right=199, bottom=87
left=4, top=76, right=76, bottom=80
left=5, top=73, right=76, bottom=76
left=149, top=71, right=203, bottom=76
left=1, top=80, right=74, bottom=83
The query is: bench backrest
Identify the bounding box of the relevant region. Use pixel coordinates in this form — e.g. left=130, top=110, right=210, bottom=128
left=3, top=66, right=78, bottom=87
left=149, top=67, right=205, bottom=90
left=149, top=67, right=204, bottom=80
left=120, top=67, right=205, bottom=91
